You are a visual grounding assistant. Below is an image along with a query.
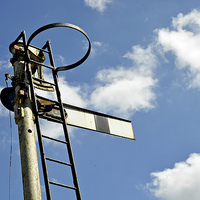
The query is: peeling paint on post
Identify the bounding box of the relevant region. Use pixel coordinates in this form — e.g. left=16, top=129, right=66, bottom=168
left=10, top=44, right=42, bottom=200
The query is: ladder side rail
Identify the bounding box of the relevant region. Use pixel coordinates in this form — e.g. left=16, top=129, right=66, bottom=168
left=25, top=43, right=52, bottom=200
left=9, top=31, right=26, bottom=48
left=47, top=40, right=82, bottom=200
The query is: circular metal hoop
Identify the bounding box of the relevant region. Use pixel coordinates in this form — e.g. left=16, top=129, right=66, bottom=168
left=27, top=23, right=91, bottom=72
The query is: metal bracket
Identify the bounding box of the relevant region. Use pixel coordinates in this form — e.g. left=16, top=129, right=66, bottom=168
left=9, top=42, right=54, bottom=91
left=36, top=96, right=67, bottom=122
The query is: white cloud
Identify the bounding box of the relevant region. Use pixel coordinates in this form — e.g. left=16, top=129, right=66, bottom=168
left=147, top=153, right=200, bottom=200
left=124, top=45, right=157, bottom=74
left=58, top=76, right=88, bottom=107
left=172, top=9, right=200, bottom=33
left=40, top=120, right=64, bottom=139
left=90, top=45, right=158, bottom=118
left=156, top=9, right=200, bottom=89
left=84, top=0, right=112, bottom=12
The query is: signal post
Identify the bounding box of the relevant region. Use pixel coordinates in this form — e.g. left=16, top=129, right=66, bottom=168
left=10, top=44, right=42, bottom=200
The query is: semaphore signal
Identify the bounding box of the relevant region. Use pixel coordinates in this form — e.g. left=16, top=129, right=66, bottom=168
left=0, top=23, right=134, bottom=200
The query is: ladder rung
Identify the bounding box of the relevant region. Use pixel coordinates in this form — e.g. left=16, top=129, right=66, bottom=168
left=33, top=77, right=56, bottom=86
left=29, top=59, right=54, bottom=70
left=46, top=157, right=72, bottom=166
left=42, top=135, right=67, bottom=144
left=38, top=114, right=64, bottom=123
left=49, top=181, right=77, bottom=190
left=29, top=44, right=50, bottom=53
left=36, top=95, right=60, bottom=106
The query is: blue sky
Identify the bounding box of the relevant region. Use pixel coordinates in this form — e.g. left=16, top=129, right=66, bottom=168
left=1, top=0, right=200, bottom=200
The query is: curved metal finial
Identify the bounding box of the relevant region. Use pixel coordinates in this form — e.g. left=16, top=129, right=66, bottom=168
left=27, top=22, right=91, bottom=72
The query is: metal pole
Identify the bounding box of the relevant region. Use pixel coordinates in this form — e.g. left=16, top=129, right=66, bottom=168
left=10, top=45, right=42, bottom=200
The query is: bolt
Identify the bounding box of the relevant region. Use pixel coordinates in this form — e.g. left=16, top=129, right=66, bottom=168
left=28, top=129, right=32, bottom=133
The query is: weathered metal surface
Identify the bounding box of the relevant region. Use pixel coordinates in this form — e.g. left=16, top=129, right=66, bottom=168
left=16, top=103, right=42, bottom=200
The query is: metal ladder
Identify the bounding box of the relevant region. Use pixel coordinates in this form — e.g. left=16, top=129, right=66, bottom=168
left=13, top=32, right=82, bottom=200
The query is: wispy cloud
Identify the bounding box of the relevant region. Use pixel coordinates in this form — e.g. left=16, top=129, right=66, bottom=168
left=54, top=55, right=68, bottom=67
left=146, top=153, right=200, bottom=200
left=0, top=60, right=12, bottom=70
left=90, top=41, right=106, bottom=57
left=84, top=0, right=112, bottom=12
